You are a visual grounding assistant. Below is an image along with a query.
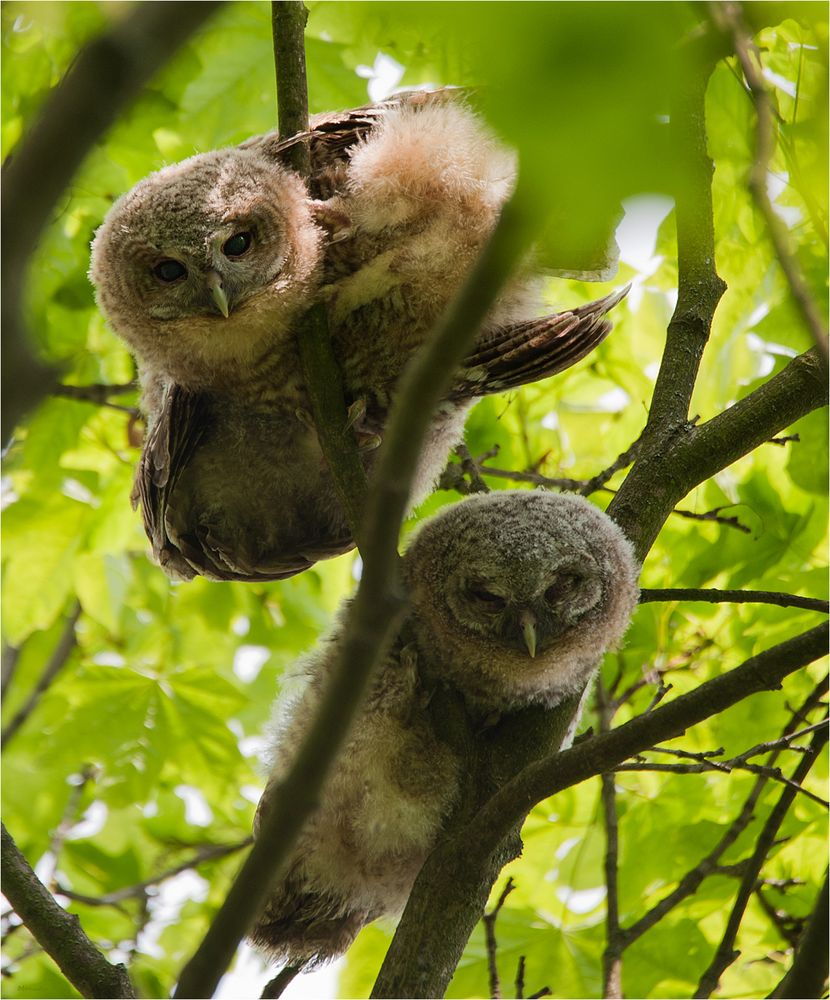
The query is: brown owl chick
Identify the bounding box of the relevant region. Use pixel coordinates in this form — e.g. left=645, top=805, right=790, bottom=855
left=250, top=490, right=639, bottom=972
left=90, top=90, right=628, bottom=582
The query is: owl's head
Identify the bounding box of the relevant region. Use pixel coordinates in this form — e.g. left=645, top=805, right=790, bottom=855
left=90, top=146, right=322, bottom=388
left=404, top=491, right=639, bottom=711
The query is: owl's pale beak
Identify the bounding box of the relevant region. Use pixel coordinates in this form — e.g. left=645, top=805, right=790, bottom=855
left=206, top=271, right=230, bottom=318
left=519, top=609, right=537, bottom=658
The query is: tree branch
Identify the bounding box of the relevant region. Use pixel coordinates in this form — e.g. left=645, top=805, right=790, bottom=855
left=482, top=877, right=515, bottom=999
left=598, top=681, right=624, bottom=999
left=710, top=1, right=828, bottom=361
left=619, top=678, right=828, bottom=946
left=770, top=870, right=829, bottom=999
left=57, top=837, right=253, bottom=908
left=1, top=823, right=135, bottom=998
left=1, top=603, right=81, bottom=749
left=693, top=721, right=828, bottom=998
left=1, top=1, right=223, bottom=435
left=610, top=346, right=827, bottom=561
left=372, top=624, right=827, bottom=998
left=640, top=588, right=829, bottom=613
left=271, top=0, right=368, bottom=541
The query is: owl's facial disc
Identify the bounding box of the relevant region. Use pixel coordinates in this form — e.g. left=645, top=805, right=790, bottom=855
left=453, top=564, right=603, bottom=660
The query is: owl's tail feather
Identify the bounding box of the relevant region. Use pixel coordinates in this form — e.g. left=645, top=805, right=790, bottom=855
left=450, top=285, right=629, bottom=399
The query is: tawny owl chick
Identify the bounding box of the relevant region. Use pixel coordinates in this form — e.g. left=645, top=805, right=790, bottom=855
left=251, top=490, right=639, bottom=970
left=90, top=90, right=628, bottom=582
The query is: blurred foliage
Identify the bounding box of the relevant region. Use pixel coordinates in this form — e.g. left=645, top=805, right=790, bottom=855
left=1, top=2, right=827, bottom=999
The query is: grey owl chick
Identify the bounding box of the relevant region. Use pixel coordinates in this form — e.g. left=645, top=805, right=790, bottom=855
left=89, top=90, right=628, bottom=582
left=251, top=490, right=639, bottom=969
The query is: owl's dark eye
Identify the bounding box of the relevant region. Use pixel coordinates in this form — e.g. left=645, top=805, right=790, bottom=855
left=545, top=574, right=582, bottom=603
left=223, top=231, right=253, bottom=257
left=153, top=259, right=187, bottom=283
left=467, top=583, right=507, bottom=610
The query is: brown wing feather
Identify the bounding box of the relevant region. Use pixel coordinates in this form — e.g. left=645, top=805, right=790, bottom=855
left=243, top=88, right=473, bottom=196
left=131, top=385, right=210, bottom=581
left=132, top=388, right=356, bottom=583
left=450, top=286, right=629, bottom=400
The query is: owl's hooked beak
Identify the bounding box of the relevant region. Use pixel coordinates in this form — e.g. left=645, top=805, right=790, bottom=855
left=206, top=271, right=230, bottom=318
left=519, top=609, right=537, bottom=659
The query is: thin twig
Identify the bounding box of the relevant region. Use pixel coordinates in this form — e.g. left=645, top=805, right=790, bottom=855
left=640, top=588, right=829, bottom=614
left=615, top=759, right=828, bottom=808
left=598, top=680, right=623, bottom=999
left=670, top=504, right=751, bottom=533
left=693, top=720, right=828, bottom=998
left=40, top=767, right=99, bottom=892
left=710, top=2, right=828, bottom=361
left=2, top=603, right=81, bottom=749
left=482, top=877, right=516, bottom=999
left=515, top=955, right=526, bottom=1000
left=57, top=837, right=253, bottom=907
left=53, top=383, right=136, bottom=405
left=1, top=823, right=135, bottom=998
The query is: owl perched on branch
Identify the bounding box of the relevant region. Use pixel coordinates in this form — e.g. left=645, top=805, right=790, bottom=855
left=251, top=491, right=639, bottom=970
left=90, top=90, right=628, bottom=582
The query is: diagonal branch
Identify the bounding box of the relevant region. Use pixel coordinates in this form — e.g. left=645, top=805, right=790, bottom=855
left=1, top=603, right=81, bottom=749
left=693, top=720, right=828, bottom=998
left=710, top=2, right=828, bottom=361
left=1, top=823, right=135, bottom=999
left=469, top=624, right=827, bottom=865
left=372, top=623, right=827, bottom=999
left=1, top=1, right=223, bottom=435
left=770, top=869, right=829, bottom=999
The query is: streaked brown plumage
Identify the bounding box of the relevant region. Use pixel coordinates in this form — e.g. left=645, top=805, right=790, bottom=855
left=251, top=491, right=640, bottom=970
left=90, top=90, right=628, bottom=581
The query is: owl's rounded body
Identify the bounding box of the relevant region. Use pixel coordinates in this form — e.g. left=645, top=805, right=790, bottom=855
left=251, top=491, right=639, bottom=969
left=91, top=91, right=625, bottom=581
left=252, top=630, right=460, bottom=964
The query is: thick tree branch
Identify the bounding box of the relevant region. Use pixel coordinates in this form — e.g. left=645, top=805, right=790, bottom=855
left=610, top=346, right=827, bottom=560
left=693, top=721, right=828, bottom=998
left=1, top=824, right=135, bottom=999
left=640, top=588, right=829, bottom=613
left=373, top=624, right=827, bottom=998
left=643, top=65, right=727, bottom=440
left=1, top=1, right=223, bottom=435
left=471, top=624, right=827, bottom=864
left=770, top=870, right=829, bottom=999
left=1, top=603, right=81, bottom=749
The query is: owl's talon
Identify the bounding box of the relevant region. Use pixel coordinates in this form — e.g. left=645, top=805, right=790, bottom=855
left=357, top=433, right=382, bottom=453
left=294, top=407, right=316, bottom=431
left=344, top=398, right=367, bottom=432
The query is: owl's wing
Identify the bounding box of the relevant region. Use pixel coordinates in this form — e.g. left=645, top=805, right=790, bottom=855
left=131, top=385, right=210, bottom=581
left=449, top=286, right=629, bottom=399
left=244, top=88, right=471, bottom=196
left=132, top=387, right=355, bottom=583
